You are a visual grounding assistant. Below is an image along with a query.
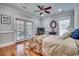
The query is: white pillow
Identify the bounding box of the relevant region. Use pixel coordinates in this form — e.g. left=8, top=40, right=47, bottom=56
left=60, top=31, right=72, bottom=39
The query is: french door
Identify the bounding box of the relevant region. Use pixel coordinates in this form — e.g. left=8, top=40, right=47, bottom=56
left=16, top=18, right=33, bottom=41
left=16, top=19, right=24, bottom=40
left=25, top=21, right=33, bottom=39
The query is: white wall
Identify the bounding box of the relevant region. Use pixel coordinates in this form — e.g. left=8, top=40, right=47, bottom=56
left=0, top=4, right=76, bottom=45
left=42, top=11, right=74, bottom=34
left=74, top=4, right=79, bottom=29
left=42, top=17, right=59, bottom=34
left=0, top=5, right=40, bottom=44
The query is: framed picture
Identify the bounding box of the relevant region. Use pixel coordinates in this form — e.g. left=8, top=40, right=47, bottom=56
left=1, top=14, right=11, bottom=24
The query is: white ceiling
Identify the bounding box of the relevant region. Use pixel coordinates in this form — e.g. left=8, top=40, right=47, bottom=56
left=3, top=3, right=76, bottom=18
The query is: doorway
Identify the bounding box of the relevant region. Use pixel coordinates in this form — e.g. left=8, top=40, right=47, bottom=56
left=15, top=18, right=33, bottom=41
left=15, top=18, right=33, bottom=55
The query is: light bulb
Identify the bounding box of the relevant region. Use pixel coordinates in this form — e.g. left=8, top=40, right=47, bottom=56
left=41, top=14, right=44, bottom=16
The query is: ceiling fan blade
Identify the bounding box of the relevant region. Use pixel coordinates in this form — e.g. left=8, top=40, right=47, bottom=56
left=45, top=6, right=52, bottom=10
left=34, top=10, right=41, bottom=12
left=37, top=5, right=43, bottom=10
left=45, top=10, right=50, bottom=14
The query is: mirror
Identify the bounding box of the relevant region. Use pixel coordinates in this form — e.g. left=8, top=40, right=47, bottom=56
left=50, top=20, right=57, bottom=29
left=50, top=20, right=57, bottom=31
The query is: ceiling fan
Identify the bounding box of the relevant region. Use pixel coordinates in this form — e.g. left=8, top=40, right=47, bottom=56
left=34, top=5, right=52, bottom=15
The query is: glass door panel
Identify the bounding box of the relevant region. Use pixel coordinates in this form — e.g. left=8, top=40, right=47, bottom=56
left=16, top=20, right=24, bottom=40
left=16, top=19, right=33, bottom=41
left=26, top=21, right=33, bottom=39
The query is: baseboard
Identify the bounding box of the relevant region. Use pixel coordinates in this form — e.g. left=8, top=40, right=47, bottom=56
left=0, top=42, right=15, bottom=48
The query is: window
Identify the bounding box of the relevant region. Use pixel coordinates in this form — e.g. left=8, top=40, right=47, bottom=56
left=59, top=18, right=70, bottom=36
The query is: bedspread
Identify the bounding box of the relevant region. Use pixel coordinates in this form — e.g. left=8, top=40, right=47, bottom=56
left=25, top=35, right=49, bottom=54
left=26, top=35, right=78, bottom=56
left=42, top=37, right=78, bottom=56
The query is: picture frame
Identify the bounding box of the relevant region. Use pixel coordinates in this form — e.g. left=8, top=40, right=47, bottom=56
left=1, top=14, right=11, bottom=24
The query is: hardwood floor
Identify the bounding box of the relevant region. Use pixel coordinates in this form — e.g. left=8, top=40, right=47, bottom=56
left=16, top=40, right=42, bottom=56
left=25, top=48, right=42, bottom=56
left=0, top=44, right=16, bottom=56
left=0, top=40, right=42, bottom=56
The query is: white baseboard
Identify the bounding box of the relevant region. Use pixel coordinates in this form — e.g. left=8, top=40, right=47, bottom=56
left=0, top=42, right=15, bottom=48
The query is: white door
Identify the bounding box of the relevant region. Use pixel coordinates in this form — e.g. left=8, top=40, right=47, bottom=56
left=16, top=19, right=33, bottom=41
left=16, top=20, right=25, bottom=40
left=26, top=21, right=33, bottom=39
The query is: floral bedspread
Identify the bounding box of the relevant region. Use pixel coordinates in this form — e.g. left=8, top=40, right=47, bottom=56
left=25, top=35, right=78, bottom=56
left=25, top=35, right=48, bottom=54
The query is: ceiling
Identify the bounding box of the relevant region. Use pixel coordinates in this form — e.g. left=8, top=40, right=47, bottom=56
left=2, top=3, right=76, bottom=18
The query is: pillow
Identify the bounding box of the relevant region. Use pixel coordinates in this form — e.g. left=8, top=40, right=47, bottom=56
left=60, top=31, right=72, bottom=39
left=71, top=29, right=79, bottom=40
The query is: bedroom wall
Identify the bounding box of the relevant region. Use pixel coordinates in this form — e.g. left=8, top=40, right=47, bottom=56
left=74, top=4, right=79, bottom=29
left=42, top=11, right=74, bottom=34
left=0, top=5, right=40, bottom=44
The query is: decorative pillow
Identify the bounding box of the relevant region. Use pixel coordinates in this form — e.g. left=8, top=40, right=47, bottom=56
left=71, top=29, right=79, bottom=40
left=60, top=31, right=72, bottom=39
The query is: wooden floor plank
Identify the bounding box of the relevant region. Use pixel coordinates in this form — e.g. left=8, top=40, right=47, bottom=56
left=0, top=40, right=43, bottom=56
left=26, top=48, right=42, bottom=56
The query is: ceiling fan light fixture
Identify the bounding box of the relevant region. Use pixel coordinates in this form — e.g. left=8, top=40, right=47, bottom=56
left=41, top=14, right=44, bottom=16
left=34, top=5, right=52, bottom=15
left=22, top=6, right=27, bottom=9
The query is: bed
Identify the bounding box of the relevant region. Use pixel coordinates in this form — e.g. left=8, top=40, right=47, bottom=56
left=42, top=35, right=78, bottom=56
left=25, top=34, right=79, bottom=56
